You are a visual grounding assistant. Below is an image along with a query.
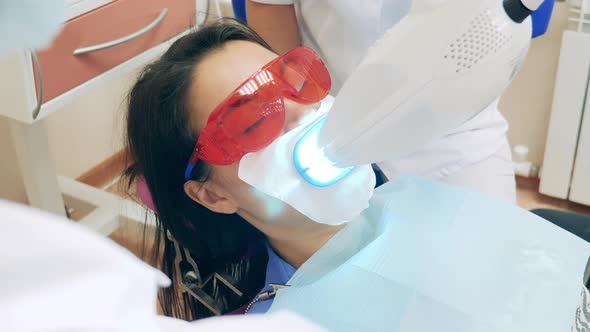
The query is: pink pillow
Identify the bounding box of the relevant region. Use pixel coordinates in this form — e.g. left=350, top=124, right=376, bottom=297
left=136, top=177, right=157, bottom=212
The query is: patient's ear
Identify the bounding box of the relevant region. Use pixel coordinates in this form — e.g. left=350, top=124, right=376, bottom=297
left=184, top=181, right=239, bottom=214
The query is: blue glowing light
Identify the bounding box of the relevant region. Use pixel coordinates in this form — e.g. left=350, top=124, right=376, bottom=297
left=293, top=117, right=354, bottom=187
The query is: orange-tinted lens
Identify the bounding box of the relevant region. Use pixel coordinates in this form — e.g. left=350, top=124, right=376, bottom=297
left=272, top=47, right=331, bottom=103
left=219, top=87, right=285, bottom=151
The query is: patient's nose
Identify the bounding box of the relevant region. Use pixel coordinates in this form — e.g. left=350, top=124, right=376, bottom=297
left=283, top=99, right=315, bottom=133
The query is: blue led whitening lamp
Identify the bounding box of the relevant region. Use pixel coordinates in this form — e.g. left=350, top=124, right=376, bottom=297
left=293, top=116, right=354, bottom=187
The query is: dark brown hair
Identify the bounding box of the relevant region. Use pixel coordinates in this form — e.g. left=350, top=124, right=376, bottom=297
left=125, top=19, right=273, bottom=320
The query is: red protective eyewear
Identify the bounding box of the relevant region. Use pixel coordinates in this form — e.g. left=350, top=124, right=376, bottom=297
left=184, top=46, right=331, bottom=181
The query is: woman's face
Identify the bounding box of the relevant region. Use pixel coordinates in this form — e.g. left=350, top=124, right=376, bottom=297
left=184, top=40, right=317, bottom=227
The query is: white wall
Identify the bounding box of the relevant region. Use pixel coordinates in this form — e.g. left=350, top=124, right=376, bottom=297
left=0, top=83, right=129, bottom=204
left=43, top=72, right=131, bottom=179
left=0, top=46, right=143, bottom=204
left=499, top=2, right=570, bottom=166
left=0, top=119, right=28, bottom=203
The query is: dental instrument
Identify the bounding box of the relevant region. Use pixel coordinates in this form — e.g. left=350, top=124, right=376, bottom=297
left=294, top=0, right=544, bottom=185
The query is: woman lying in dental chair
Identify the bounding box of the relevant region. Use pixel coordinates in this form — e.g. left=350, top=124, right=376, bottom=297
left=125, top=20, right=589, bottom=331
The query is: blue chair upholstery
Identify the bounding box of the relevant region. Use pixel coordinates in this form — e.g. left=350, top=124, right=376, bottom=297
left=532, top=208, right=590, bottom=243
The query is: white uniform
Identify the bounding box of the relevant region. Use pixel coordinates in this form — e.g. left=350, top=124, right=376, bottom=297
left=0, top=199, right=326, bottom=331
left=250, top=0, right=516, bottom=202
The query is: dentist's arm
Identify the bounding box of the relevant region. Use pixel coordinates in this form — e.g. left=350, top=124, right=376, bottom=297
left=245, top=0, right=301, bottom=55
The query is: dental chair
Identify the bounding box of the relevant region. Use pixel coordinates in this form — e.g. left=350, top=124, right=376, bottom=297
left=531, top=208, right=590, bottom=244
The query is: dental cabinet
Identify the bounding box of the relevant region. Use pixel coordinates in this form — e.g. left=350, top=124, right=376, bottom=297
left=0, top=0, right=204, bottom=233
left=540, top=0, right=590, bottom=206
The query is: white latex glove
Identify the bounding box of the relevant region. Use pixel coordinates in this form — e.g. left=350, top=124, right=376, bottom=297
left=0, top=199, right=327, bottom=332
left=0, top=200, right=169, bottom=332
left=157, top=311, right=327, bottom=331
left=0, top=0, right=64, bottom=55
